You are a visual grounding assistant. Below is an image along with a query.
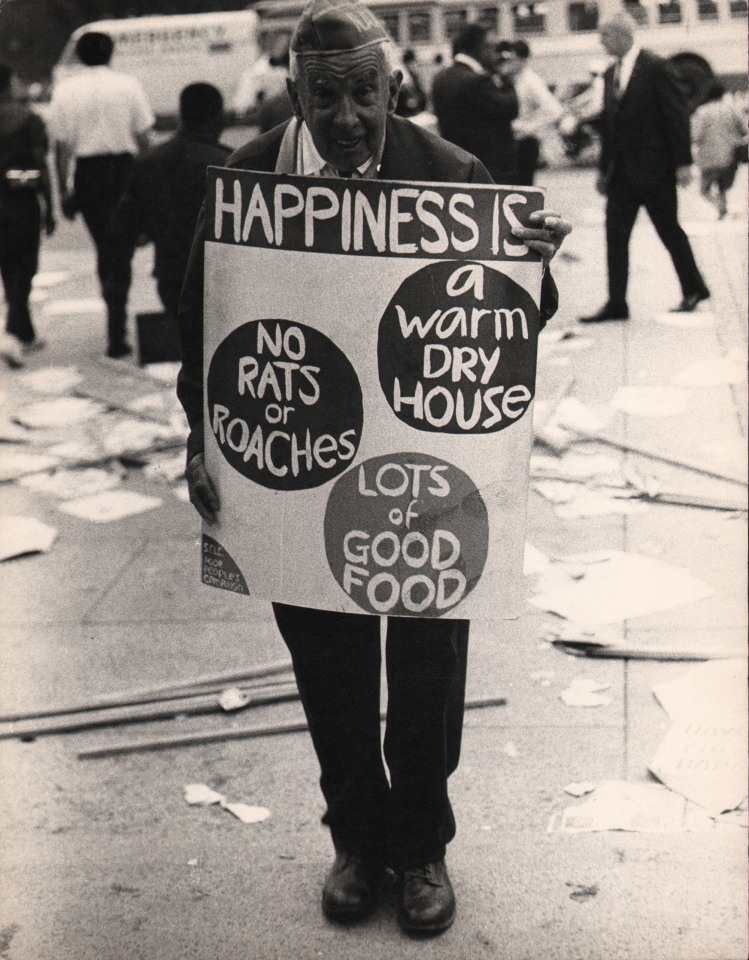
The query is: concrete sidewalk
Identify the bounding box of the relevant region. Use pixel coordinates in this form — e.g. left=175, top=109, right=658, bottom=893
left=0, top=166, right=746, bottom=960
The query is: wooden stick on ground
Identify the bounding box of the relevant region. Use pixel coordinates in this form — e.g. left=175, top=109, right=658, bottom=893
left=1, top=684, right=299, bottom=740
left=0, top=659, right=294, bottom=725
left=77, top=696, right=507, bottom=760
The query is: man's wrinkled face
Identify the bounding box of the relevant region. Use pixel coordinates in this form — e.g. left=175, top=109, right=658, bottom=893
left=288, top=47, right=401, bottom=172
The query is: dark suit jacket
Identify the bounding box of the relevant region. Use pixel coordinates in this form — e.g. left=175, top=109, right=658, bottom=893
left=177, top=114, right=558, bottom=460
left=598, top=48, right=692, bottom=188
left=431, top=62, right=518, bottom=184
left=112, top=131, right=231, bottom=288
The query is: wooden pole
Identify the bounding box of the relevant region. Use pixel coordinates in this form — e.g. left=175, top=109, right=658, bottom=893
left=77, top=696, right=507, bottom=759
left=1, top=685, right=299, bottom=740
left=0, top=659, right=294, bottom=724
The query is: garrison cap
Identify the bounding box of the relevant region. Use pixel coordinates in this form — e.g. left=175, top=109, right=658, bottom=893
left=291, top=0, right=390, bottom=57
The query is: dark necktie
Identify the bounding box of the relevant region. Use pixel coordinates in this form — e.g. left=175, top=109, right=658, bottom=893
left=612, top=60, right=622, bottom=101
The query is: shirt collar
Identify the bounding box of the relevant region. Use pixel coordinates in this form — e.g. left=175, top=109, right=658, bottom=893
left=620, top=43, right=641, bottom=72
left=298, top=120, right=381, bottom=178
left=454, top=53, right=486, bottom=75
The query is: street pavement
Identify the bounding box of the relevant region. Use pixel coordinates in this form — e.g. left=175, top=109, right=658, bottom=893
left=0, top=164, right=747, bottom=960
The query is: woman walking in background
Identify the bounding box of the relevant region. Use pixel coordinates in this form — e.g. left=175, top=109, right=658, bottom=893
left=692, top=80, right=747, bottom=219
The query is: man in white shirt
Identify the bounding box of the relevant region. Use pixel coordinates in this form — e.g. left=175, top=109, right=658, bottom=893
left=47, top=31, right=154, bottom=357
left=498, top=40, right=565, bottom=186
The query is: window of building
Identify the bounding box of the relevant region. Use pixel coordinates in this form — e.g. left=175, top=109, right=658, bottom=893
left=729, top=0, right=748, bottom=16
left=696, top=0, right=719, bottom=18
left=567, top=1, right=599, bottom=31
left=375, top=10, right=401, bottom=41
left=657, top=0, right=683, bottom=22
left=476, top=5, right=500, bottom=30
left=444, top=8, right=469, bottom=39
left=407, top=10, right=432, bottom=40
left=624, top=0, right=649, bottom=24
left=512, top=2, right=547, bottom=33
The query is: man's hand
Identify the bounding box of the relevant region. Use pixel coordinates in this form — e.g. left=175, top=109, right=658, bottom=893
left=185, top=452, right=220, bottom=525
left=512, top=209, right=572, bottom=266
left=676, top=165, right=692, bottom=188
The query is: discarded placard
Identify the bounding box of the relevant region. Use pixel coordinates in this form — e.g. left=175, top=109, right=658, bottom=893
left=0, top=516, right=57, bottom=561
left=183, top=783, right=271, bottom=824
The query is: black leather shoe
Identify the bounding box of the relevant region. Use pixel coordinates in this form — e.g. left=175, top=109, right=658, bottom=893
left=321, top=852, right=379, bottom=921
left=106, top=342, right=133, bottom=359
left=670, top=289, right=710, bottom=312
left=578, top=302, right=629, bottom=323
left=398, top=860, right=456, bottom=936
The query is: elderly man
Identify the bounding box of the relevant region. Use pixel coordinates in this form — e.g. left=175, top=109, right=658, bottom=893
left=580, top=12, right=709, bottom=322
left=178, top=0, right=570, bottom=938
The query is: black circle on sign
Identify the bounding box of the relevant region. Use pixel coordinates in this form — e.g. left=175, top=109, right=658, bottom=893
left=324, top=451, right=489, bottom=617
left=206, top=319, right=363, bottom=491
left=378, top=261, right=539, bottom=434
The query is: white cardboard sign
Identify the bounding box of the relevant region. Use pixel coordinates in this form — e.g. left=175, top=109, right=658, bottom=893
left=201, top=169, right=544, bottom=619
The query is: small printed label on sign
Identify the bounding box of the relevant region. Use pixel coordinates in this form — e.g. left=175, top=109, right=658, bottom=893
left=202, top=535, right=249, bottom=595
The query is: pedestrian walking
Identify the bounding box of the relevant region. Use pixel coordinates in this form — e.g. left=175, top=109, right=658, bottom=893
left=431, top=23, right=518, bottom=185
left=177, top=0, right=570, bottom=939
left=46, top=30, right=154, bottom=358
left=0, top=62, right=55, bottom=363
left=498, top=40, right=565, bottom=186
left=692, top=79, right=747, bottom=219
left=579, top=12, right=709, bottom=322
left=111, top=83, right=231, bottom=323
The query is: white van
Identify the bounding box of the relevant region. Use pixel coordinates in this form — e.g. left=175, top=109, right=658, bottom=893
left=54, top=11, right=261, bottom=126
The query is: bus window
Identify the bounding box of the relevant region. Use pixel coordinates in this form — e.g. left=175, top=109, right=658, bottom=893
left=374, top=9, right=402, bottom=41
left=444, top=8, right=469, bottom=39
left=407, top=10, right=432, bottom=41
left=512, top=2, right=548, bottom=34
left=657, top=1, right=682, bottom=23
left=624, top=0, right=649, bottom=24
left=730, top=0, right=748, bottom=15
left=697, top=0, right=719, bottom=19
left=475, top=5, right=500, bottom=31
left=567, top=1, right=598, bottom=31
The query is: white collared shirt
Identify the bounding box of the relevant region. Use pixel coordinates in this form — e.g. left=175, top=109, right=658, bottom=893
left=454, top=53, right=486, bottom=75
left=297, top=120, right=379, bottom=178
left=617, top=43, right=641, bottom=95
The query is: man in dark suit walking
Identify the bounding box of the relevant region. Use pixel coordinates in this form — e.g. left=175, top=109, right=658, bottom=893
left=178, top=0, right=570, bottom=938
left=580, top=12, right=709, bottom=322
left=431, top=23, right=518, bottom=185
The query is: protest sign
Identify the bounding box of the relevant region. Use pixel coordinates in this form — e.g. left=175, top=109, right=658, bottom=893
left=201, top=169, right=545, bottom=619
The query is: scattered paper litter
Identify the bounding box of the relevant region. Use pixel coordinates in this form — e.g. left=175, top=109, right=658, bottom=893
left=564, top=781, right=597, bottom=797
left=652, top=659, right=747, bottom=720
left=18, top=366, right=82, bottom=394
left=101, top=418, right=181, bottom=457
left=183, top=784, right=270, bottom=825
left=15, top=397, right=105, bottom=429
left=143, top=451, right=186, bottom=485
left=172, top=482, right=191, bottom=503
left=184, top=783, right=224, bottom=806
left=0, top=417, right=32, bottom=443
left=46, top=439, right=102, bottom=462
left=144, top=362, right=181, bottom=384
left=18, top=467, right=122, bottom=500
left=554, top=492, right=648, bottom=519
left=217, top=687, right=253, bottom=712
left=654, top=311, right=714, bottom=329
left=0, top=449, right=62, bottom=482
left=611, top=385, right=690, bottom=418
left=649, top=713, right=748, bottom=816
left=529, top=550, right=715, bottom=625
left=59, top=489, right=162, bottom=523
left=561, top=677, right=613, bottom=707
left=220, top=802, right=271, bottom=824
left=32, top=270, right=70, bottom=288
left=554, top=779, right=715, bottom=833
left=530, top=451, right=622, bottom=481
left=553, top=397, right=613, bottom=435
left=503, top=741, right=519, bottom=758
left=43, top=297, right=104, bottom=316
left=523, top=542, right=550, bottom=576
left=0, top=516, right=57, bottom=561
left=671, top=349, right=747, bottom=388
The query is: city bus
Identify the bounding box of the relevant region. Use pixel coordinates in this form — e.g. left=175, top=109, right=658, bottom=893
left=252, top=0, right=747, bottom=97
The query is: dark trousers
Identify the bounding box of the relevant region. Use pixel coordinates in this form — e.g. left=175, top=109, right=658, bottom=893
left=74, top=154, right=134, bottom=349
left=272, top=603, right=469, bottom=872
left=606, top=172, right=707, bottom=308
left=0, top=194, right=41, bottom=344
left=514, top=136, right=541, bottom=187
